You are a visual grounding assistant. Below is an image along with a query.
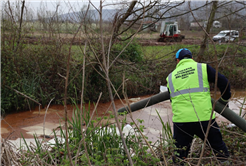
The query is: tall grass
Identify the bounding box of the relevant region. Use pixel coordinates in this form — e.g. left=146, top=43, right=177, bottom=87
left=1, top=41, right=172, bottom=115
left=2, top=39, right=245, bottom=115
left=14, top=103, right=164, bottom=165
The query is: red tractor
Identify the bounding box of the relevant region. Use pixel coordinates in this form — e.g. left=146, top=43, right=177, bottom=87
left=158, top=21, right=185, bottom=42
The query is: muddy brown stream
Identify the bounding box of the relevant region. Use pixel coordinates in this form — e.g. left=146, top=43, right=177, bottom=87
left=1, top=90, right=245, bottom=142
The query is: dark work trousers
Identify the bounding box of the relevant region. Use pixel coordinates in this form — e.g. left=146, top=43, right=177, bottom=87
left=173, top=119, right=229, bottom=161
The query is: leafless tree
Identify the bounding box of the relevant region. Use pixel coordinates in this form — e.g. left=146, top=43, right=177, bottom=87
left=2, top=0, right=246, bottom=165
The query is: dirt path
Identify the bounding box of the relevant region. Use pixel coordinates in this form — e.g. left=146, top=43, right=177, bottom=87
left=138, top=38, right=203, bottom=46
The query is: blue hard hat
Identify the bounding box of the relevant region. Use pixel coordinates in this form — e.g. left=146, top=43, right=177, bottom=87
left=176, top=48, right=192, bottom=60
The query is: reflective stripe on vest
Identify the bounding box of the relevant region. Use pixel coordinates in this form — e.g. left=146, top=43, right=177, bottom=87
left=168, top=63, right=209, bottom=98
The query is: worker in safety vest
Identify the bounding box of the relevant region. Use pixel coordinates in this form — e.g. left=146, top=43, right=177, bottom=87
left=166, top=48, right=230, bottom=164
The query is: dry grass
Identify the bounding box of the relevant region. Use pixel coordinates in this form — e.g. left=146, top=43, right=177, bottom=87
left=1, top=139, right=22, bottom=165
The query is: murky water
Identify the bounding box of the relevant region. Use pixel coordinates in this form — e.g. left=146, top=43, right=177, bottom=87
left=1, top=99, right=127, bottom=140
left=211, top=89, right=246, bottom=115
left=1, top=90, right=245, bottom=142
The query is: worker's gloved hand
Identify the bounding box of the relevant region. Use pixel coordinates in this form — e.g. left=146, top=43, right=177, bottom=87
left=218, top=98, right=229, bottom=107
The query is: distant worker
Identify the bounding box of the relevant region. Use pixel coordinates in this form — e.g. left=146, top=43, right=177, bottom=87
left=166, top=48, right=230, bottom=164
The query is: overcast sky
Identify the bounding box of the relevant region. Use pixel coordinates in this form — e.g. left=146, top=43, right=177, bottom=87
left=20, top=0, right=127, bottom=13
left=0, top=0, right=183, bottom=13
left=26, top=0, right=100, bottom=12
left=3, top=0, right=116, bottom=14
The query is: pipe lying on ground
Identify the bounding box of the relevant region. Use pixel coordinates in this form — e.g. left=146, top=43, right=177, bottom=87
left=211, top=99, right=246, bottom=132
left=118, top=91, right=246, bottom=132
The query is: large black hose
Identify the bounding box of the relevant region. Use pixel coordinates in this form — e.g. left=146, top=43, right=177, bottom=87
left=118, top=91, right=246, bottom=132
left=212, top=99, right=246, bottom=132
left=118, top=92, right=170, bottom=113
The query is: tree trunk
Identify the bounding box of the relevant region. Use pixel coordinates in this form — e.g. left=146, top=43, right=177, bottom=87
left=196, top=1, right=218, bottom=62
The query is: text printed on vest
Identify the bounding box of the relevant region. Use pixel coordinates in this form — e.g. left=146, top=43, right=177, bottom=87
left=174, top=67, right=195, bottom=79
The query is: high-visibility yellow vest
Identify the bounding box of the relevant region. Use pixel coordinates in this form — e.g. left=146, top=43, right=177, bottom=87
left=166, top=59, right=215, bottom=122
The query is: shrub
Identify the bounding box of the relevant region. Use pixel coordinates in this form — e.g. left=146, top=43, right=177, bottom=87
left=111, top=39, right=143, bottom=63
